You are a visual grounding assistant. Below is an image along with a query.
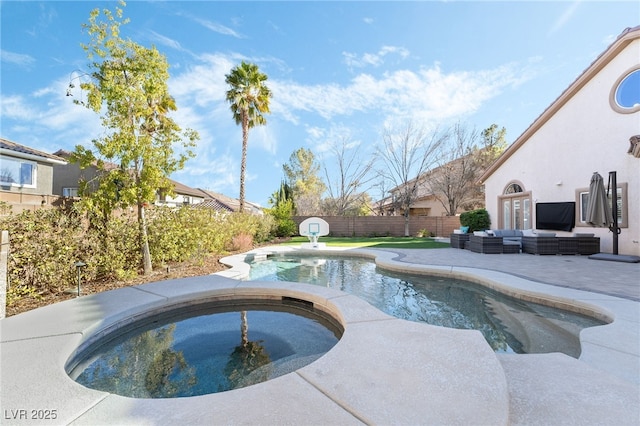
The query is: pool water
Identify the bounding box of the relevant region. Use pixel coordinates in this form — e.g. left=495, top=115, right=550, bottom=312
left=248, top=255, right=606, bottom=357
left=69, top=301, right=341, bottom=398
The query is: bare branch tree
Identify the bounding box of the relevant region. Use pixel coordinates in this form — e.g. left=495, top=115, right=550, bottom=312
left=430, top=123, right=507, bottom=215
left=429, top=123, right=482, bottom=215
left=376, top=121, right=444, bottom=236
left=322, top=136, right=376, bottom=216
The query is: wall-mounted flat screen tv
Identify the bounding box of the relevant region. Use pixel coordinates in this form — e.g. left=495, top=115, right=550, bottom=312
left=535, top=202, right=575, bottom=231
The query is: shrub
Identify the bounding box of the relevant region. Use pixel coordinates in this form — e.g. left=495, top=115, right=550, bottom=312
left=228, top=233, right=253, bottom=252
left=459, top=208, right=491, bottom=232
left=89, top=215, right=141, bottom=280
left=416, top=229, right=432, bottom=238
left=264, top=199, right=296, bottom=237
left=1, top=209, right=85, bottom=295
left=1, top=204, right=276, bottom=307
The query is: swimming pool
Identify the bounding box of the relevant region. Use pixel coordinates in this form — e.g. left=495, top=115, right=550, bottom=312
left=248, top=254, right=606, bottom=357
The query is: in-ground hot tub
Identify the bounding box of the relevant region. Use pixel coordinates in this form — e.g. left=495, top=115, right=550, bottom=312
left=66, top=294, right=343, bottom=398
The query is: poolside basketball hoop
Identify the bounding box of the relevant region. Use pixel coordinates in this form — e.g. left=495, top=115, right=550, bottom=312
left=299, top=217, right=329, bottom=249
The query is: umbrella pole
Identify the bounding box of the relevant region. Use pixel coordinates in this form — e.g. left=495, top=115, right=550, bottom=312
left=610, top=171, right=619, bottom=255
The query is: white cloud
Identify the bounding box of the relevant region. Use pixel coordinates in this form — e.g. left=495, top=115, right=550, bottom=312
left=148, top=30, right=188, bottom=53
left=363, top=17, right=374, bottom=25
left=270, top=61, right=526, bottom=129
left=176, top=151, right=237, bottom=192
left=343, top=45, right=410, bottom=70
left=1, top=50, right=36, bottom=68
left=0, top=95, right=35, bottom=120
left=305, top=124, right=357, bottom=155
left=548, top=1, right=581, bottom=36
left=192, top=17, right=245, bottom=39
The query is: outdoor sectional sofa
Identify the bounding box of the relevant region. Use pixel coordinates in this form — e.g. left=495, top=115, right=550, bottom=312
left=522, top=234, right=600, bottom=255
left=466, top=230, right=522, bottom=254
left=464, top=230, right=600, bottom=256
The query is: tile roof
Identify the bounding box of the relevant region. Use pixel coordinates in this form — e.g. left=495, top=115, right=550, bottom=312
left=1, top=138, right=66, bottom=164
left=168, top=179, right=206, bottom=198
left=194, top=198, right=234, bottom=212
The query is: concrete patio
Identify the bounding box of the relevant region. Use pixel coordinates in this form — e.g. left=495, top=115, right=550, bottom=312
left=1, top=246, right=638, bottom=425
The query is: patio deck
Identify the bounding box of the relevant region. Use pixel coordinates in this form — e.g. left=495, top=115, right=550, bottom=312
left=1, top=246, right=638, bottom=425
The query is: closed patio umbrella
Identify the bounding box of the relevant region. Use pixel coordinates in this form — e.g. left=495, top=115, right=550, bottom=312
left=586, top=172, right=613, bottom=227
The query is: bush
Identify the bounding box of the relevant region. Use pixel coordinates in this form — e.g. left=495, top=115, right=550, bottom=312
left=1, top=209, right=86, bottom=295
left=1, top=204, right=278, bottom=307
left=459, top=208, right=491, bottom=232
left=416, top=229, right=432, bottom=238
left=228, top=233, right=253, bottom=252
left=264, top=199, right=296, bottom=237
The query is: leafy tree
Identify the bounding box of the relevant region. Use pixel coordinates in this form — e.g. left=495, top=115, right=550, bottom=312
left=72, top=1, right=199, bottom=275
left=376, top=121, right=444, bottom=236
left=225, top=61, right=272, bottom=212
left=268, top=180, right=295, bottom=210
left=477, top=124, right=507, bottom=169
left=283, top=148, right=326, bottom=215
left=266, top=181, right=297, bottom=237
left=322, top=136, right=375, bottom=216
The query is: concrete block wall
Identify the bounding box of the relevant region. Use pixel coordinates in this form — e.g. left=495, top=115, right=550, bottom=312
left=293, top=216, right=460, bottom=238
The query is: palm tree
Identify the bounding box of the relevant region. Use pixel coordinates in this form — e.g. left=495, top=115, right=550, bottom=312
left=225, top=61, right=272, bottom=212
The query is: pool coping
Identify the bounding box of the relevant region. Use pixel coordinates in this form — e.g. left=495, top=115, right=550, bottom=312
left=1, top=246, right=638, bottom=425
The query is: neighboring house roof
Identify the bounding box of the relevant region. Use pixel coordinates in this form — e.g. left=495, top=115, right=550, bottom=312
left=168, top=179, right=205, bottom=198
left=196, top=188, right=240, bottom=211
left=53, top=150, right=203, bottom=200
left=196, top=188, right=262, bottom=214
left=53, top=148, right=120, bottom=171
left=1, top=138, right=67, bottom=165
left=195, top=198, right=234, bottom=212
left=480, top=25, right=640, bottom=183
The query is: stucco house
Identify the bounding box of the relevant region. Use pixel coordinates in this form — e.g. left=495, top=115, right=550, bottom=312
left=52, top=150, right=207, bottom=207
left=480, top=26, right=640, bottom=256
left=0, top=138, right=67, bottom=211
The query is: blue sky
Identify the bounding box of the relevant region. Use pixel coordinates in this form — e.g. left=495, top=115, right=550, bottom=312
left=1, top=1, right=638, bottom=206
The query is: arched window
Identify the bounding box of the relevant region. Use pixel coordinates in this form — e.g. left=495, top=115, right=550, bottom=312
left=504, top=183, right=523, bottom=194
left=499, top=182, right=530, bottom=230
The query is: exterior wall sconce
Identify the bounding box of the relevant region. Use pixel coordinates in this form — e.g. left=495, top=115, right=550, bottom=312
left=628, top=135, right=640, bottom=157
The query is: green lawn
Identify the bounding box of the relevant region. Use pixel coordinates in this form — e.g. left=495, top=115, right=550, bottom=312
left=279, top=236, right=450, bottom=249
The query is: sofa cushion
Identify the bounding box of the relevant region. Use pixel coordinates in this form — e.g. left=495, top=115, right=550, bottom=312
left=493, top=229, right=523, bottom=238
left=536, top=232, right=556, bottom=237
left=573, top=233, right=595, bottom=238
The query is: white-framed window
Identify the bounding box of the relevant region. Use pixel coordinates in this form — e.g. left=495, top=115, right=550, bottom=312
left=575, top=183, right=628, bottom=228
left=610, top=67, right=640, bottom=114
left=0, top=156, right=37, bottom=188
left=63, top=187, right=79, bottom=197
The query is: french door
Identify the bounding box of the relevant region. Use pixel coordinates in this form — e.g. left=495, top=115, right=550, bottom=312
left=501, top=196, right=531, bottom=230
